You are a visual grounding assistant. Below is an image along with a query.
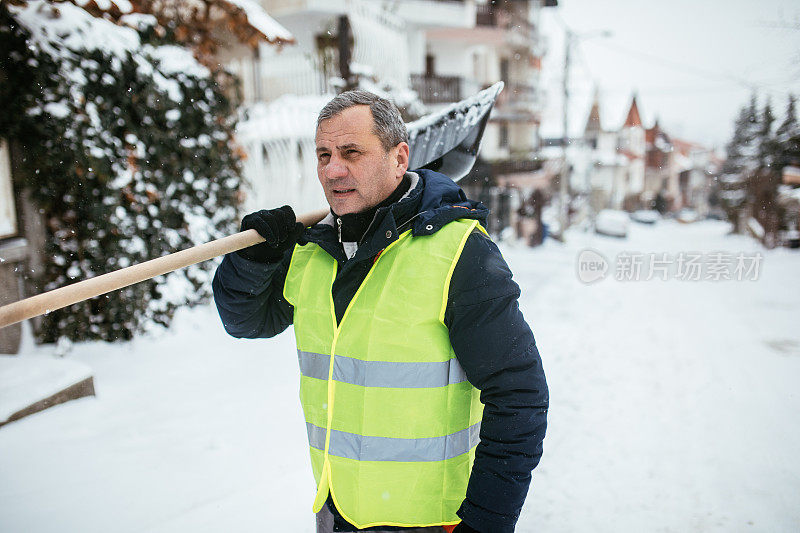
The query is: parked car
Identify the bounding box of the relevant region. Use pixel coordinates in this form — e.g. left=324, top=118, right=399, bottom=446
left=782, top=227, right=800, bottom=249
left=595, top=209, right=629, bottom=238
left=676, top=208, right=699, bottom=223
left=630, top=209, right=660, bottom=224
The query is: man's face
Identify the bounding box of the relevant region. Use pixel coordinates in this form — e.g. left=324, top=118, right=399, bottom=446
left=315, top=105, right=409, bottom=215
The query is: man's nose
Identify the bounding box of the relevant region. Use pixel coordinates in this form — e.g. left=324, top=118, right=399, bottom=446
left=324, top=156, right=348, bottom=179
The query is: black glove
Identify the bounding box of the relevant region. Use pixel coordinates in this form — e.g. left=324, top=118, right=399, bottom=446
left=453, top=522, right=480, bottom=533
left=236, top=205, right=305, bottom=263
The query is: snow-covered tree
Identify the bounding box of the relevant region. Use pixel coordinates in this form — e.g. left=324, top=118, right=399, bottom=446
left=757, top=98, right=777, bottom=169
left=775, top=94, right=800, bottom=168
left=720, top=97, right=758, bottom=224
left=723, top=95, right=760, bottom=178
left=776, top=94, right=798, bottom=142
left=0, top=2, right=242, bottom=342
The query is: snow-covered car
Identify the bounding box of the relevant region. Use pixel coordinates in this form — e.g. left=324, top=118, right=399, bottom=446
left=783, top=228, right=800, bottom=249
left=630, top=210, right=660, bottom=224
left=676, top=208, right=699, bottom=223
left=595, top=209, right=629, bottom=238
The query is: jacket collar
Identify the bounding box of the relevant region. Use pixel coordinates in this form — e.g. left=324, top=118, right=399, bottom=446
left=303, top=169, right=488, bottom=263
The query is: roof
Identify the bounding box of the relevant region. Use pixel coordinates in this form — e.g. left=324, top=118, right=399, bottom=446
left=618, top=148, right=642, bottom=161
left=623, top=95, right=642, bottom=128
left=584, top=97, right=602, bottom=135
left=672, top=137, right=708, bottom=156
left=223, top=0, right=294, bottom=44
left=646, top=120, right=671, bottom=146
left=69, top=0, right=294, bottom=47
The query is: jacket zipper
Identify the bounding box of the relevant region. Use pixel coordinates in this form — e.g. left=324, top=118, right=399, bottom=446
left=357, top=211, right=380, bottom=246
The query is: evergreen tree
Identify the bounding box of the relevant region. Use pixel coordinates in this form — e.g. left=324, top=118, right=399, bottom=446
left=720, top=96, right=761, bottom=230
left=776, top=94, right=800, bottom=168
left=0, top=3, right=242, bottom=342
left=776, top=94, right=798, bottom=140
left=757, top=98, right=776, bottom=169
left=723, top=95, right=760, bottom=177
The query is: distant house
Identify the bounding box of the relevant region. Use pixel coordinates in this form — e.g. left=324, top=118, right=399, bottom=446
left=568, top=94, right=640, bottom=214
left=671, top=137, right=720, bottom=216
left=617, top=95, right=646, bottom=210
left=228, top=0, right=559, bottom=238
left=644, top=119, right=677, bottom=210
left=569, top=92, right=718, bottom=216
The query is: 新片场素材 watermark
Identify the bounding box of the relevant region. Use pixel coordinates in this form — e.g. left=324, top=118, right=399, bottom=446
left=576, top=249, right=763, bottom=284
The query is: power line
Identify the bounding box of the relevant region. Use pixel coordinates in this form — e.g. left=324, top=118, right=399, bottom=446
left=553, top=10, right=798, bottom=94
left=755, top=21, right=800, bottom=30
left=590, top=40, right=759, bottom=91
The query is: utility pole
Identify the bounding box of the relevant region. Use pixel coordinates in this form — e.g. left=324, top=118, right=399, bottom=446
left=559, top=29, right=572, bottom=239
left=557, top=28, right=611, bottom=239
left=337, top=15, right=354, bottom=91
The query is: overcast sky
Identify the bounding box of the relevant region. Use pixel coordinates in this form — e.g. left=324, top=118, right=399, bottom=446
left=538, top=0, right=800, bottom=149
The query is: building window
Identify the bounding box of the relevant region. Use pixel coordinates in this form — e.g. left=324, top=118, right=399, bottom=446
left=0, top=138, right=18, bottom=239
left=499, top=122, right=509, bottom=149
left=500, top=57, right=509, bottom=85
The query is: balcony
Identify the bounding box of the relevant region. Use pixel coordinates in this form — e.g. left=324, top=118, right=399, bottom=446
left=410, top=74, right=462, bottom=104
left=398, top=0, right=473, bottom=28
left=491, top=158, right=544, bottom=176
left=496, top=82, right=540, bottom=108
left=475, top=2, right=497, bottom=26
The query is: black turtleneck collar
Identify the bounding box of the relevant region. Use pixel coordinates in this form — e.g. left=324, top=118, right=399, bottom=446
left=334, top=174, right=411, bottom=243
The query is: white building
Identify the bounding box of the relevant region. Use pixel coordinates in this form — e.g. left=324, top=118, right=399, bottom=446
left=568, top=94, right=645, bottom=213
left=226, top=0, right=560, bottom=230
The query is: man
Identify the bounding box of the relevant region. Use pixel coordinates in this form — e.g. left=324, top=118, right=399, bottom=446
left=212, top=90, right=548, bottom=533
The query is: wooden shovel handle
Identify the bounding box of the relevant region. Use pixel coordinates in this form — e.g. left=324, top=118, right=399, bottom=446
left=0, top=208, right=329, bottom=329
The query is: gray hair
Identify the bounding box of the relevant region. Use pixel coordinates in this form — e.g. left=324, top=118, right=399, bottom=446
left=317, top=90, right=408, bottom=152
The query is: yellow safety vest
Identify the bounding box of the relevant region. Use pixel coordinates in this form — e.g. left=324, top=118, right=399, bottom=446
left=283, top=218, right=485, bottom=528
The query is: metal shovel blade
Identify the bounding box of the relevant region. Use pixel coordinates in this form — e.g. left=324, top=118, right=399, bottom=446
left=406, top=81, right=504, bottom=182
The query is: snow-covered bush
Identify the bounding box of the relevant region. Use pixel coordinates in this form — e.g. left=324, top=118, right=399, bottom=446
left=0, top=2, right=242, bottom=342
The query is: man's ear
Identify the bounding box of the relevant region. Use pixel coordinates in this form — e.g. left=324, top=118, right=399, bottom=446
left=395, top=142, right=410, bottom=178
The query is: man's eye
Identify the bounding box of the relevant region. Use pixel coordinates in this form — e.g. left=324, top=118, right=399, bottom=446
left=346, top=150, right=359, bottom=156
left=318, top=153, right=330, bottom=162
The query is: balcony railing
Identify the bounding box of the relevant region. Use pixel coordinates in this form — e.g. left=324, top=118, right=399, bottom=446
left=491, top=159, right=544, bottom=176
left=410, top=74, right=462, bottom=104
left=496, top=82, right=540, bottom=108
left=476, top=3, right=497, bottom=26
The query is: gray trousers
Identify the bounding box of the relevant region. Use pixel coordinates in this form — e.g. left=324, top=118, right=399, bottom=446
left=315, top=505, right=447, bottom=533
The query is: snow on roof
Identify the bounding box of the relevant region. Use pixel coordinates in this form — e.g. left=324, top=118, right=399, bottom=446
left=673, top=152, right=693, bottom=172
left=236, top=94, right=333, bottom=143
left=224, top=0, right=294, bottom=43
left=539, top=145, right=564, bottom=160
left=73, top=0, right=133, bottom=14
left=594, top=152, right=628, bottom=167
left=671, top=137, right=708, bottom=156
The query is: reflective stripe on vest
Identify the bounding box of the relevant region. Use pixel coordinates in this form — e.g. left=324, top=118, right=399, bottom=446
left=297, top=349, right=469, bottom=388
left=306, top=421, right=481, bottom=462
left=283, top=219, right=486, bottom=529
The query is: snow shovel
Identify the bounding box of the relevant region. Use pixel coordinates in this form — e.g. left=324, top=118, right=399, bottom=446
left=0, top=82, right=503, bottom=329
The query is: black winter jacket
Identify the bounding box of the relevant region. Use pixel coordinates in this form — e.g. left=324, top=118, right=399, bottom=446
left=212, top=170, right=548, bottom=533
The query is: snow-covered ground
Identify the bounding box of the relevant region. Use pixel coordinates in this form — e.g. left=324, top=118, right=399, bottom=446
left=1, top=219, right=798, bottom=532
